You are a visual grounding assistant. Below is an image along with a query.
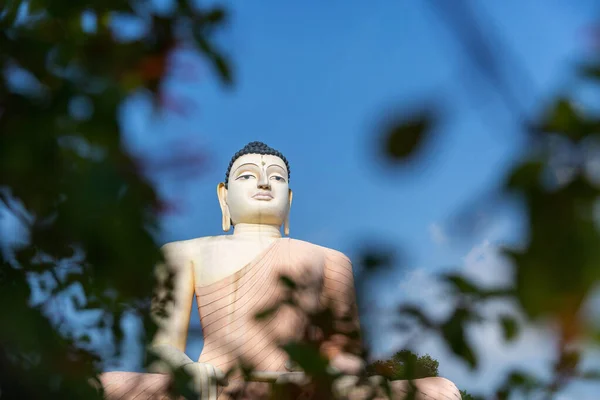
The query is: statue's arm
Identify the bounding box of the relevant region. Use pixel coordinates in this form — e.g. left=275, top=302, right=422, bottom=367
left=149, top=242, right=195, bottom=370
left=320, top=249, right=364, bottom=374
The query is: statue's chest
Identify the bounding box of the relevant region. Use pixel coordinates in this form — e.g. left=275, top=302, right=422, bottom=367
left=194, top=239, right=327, bottom=346
left=193, top=240, right=273, bottom=287
left=193, top=239, right=325, bottom=291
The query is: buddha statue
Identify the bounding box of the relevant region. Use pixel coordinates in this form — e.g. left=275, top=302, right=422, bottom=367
left=99, top=142, right=460, bottom=400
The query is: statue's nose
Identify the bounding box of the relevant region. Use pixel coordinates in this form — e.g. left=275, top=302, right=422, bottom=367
left=257, top=174, right=271, bottom=190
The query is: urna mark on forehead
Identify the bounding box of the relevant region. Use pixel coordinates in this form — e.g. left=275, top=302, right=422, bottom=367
left=224, top=141, right=291, bottom=187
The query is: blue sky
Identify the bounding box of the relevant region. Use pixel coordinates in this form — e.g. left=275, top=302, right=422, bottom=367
left=2, top=0, right=599, bottom=397
left=123, top=1, right=600, bottom=396
left=136, top=0, right=594, bottom=259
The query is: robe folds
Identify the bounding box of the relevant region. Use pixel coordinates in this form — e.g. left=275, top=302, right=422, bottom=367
left=100, top=238, right=361, bottom=400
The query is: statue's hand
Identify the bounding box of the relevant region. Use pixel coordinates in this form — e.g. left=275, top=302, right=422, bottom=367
left=332, top=375, right=387, bottom=400
left=148, top=344, right=195, bottom=374
left=181, top=362, right=228, bottom=400
left=274, top=371, right=309, bottom=386
left=148, top=345, right=227, bottom=399
left=389, top=377, right=461, bottom=400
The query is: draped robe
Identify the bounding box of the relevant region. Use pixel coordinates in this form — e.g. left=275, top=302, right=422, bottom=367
left=99, top=238, right=360, bottom=399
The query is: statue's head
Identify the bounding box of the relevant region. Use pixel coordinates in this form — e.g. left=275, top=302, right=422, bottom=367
left=217, top=141, right=293, bottom=235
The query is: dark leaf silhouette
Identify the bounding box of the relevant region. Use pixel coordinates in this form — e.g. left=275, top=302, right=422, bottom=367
left=440, top=308, right=477, bottom=369
left=541, top=98, right=593, bottom=141
left=499, top=315, right=519, bottom=342
left=381, top=110, right=435, bottom=161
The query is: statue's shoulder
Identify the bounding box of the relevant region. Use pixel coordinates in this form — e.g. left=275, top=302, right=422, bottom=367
left=161, top=236, right=207, bottom=251
left=160, top=236, right=225, bottom=265
left=287, top=238, right=351, bottom=265
left=162, top=235, right=227, bottom=249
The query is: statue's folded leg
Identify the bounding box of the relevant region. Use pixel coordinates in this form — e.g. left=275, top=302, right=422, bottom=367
left=215, top=380, right=270, bottom=400
left=336, top=376, right=460, bottom=400
left=389, top=377, right=461, bottom=400
left=99, top=371, right=173, bottom=400
left=99, top=369, right=227, bottom=400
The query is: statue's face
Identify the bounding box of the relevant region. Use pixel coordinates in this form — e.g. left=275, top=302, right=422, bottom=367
left=223, top=153, right=291, bottom=227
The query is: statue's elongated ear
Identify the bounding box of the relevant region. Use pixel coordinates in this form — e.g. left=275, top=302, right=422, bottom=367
left=284, top=189, right=293, bottom=236
left=217, top=183, right=231, bottom=232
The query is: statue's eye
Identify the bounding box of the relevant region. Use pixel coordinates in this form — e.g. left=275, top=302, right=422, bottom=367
left=238, top=174, right=255, bottom=180
left=271, top=176, right=285, bottom=182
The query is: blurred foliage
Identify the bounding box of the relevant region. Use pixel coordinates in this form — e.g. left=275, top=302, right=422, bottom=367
left=0, top=0, right=229, bottom=398
left=367, top=350, right=477, bottom=400
left=459, top=390, right=477, bottom=400
left=367, top=351, right=480, bottom=399
left=380, top=4, right=600, bottom=398
left=366, top=350, right=439, bottom=381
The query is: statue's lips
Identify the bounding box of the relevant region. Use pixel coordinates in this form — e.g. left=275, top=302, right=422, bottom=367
left=252, top=192, right=273, bottom=200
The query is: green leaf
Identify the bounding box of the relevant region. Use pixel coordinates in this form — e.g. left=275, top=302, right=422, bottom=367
left=279, top=275, right=297, bottom=289
left=440, top=308, right=478, bottom=369
left=358, top=246, right=395, bottom=271
left=281, top=342, right=329, bottom=376
left=79, top=334, right=91, bottom=344
left=441, top=273, right=481, bottom=296
left=578, top=63, right=600, bottom=81
left=459, top=389, right=483, bottom=400
left=499, top=315, right=519, bottom=341
left=541, top=98, right=593, bottom=141
left=202, top=7, right=227, bottom=24
left=254, top=305, right=279, bottom=321
left=501, top=370, right=541, bottom=394
left=579, top=369, right=600, bottom=381
left=382, top=110, right=434, bottom=161
left=397, top=305, right=435, bottom=329
left=504, top=160, right=544, bottom=191
left=0, top=0, right=20, bottom=28
left=543, top=99, right=577, bottom=132
left=192, top=31, right=233, bottom=85
left=213, top=53, right=232, bottom=84
left=555, top=349, right=580, bottom=375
